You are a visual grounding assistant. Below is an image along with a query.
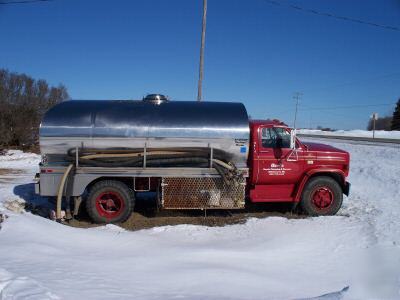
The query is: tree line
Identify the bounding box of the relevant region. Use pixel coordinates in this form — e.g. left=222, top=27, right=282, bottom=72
left=0, top=69, right=69, bottom=149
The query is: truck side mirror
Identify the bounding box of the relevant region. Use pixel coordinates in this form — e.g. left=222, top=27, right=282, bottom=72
left=286, top=128, right=298, bottom=161
left=290, top=129, right=296, bottom=150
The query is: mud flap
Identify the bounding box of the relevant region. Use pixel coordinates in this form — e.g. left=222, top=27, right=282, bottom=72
left=343, top=181, right=351, bottom=196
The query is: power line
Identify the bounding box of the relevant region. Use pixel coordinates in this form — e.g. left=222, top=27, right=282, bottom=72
left=300, top=104, right=353, bottom=118
left=262, top=0, right=400, bottom=32
left=0, top=0, right=53, bottom=4
left=298, top=102, right=396, bottom=111
left=301, top=72, right=400, bottom=94
left=274, top=102, right=395, bottom=115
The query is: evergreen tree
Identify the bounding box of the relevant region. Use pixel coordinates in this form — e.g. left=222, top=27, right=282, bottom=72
left=391, top=99, right=400, bottom=131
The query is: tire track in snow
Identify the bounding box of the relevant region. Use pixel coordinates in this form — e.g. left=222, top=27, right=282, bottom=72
left=0, top=268, right=59, bottom=300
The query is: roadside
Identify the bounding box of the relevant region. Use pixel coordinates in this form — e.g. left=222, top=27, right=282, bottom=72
left=297, top=129, right=400, bottom=144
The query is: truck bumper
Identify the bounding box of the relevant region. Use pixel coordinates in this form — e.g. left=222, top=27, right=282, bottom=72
left=343, top=181, right=351, bottom=196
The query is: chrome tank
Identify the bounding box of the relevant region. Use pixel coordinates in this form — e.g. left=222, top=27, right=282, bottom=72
left=40, top=100, right=250, bottom=167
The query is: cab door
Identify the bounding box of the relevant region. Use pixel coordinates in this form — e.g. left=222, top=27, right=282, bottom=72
left=254, top=126, right=303, bottom=201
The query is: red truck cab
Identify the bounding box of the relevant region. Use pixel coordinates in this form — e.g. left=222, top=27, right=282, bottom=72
left=248, top=119, right=350, bottom=215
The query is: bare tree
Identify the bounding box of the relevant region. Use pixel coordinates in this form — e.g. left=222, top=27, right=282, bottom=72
left=0, top=69, right=69, bottom=148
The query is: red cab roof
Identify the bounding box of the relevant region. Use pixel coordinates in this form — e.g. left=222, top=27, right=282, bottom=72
left=249, top=119, right=288, bottom=127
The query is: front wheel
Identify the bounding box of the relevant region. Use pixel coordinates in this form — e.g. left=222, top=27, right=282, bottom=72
left=86, top=180, right=135, bottom=223
left=300, top=176, right=343, bottom=216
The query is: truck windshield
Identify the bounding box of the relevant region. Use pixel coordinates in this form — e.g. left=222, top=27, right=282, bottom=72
left=261, top=127, right=291, bottom=148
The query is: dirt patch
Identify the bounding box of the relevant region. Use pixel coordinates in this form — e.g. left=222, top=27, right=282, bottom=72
left=0, top=213, right=9, bottom=229
left=66, top=200, right=303, bottom=231
left=8, top=200, right=304, bottom=231
left=0, top=169, right=24, bottom=175
left=0, top=169, right=27, bottom=184
left=3, top=200, right=25, bottom=214
left=122, top=210, right=301, bottom=231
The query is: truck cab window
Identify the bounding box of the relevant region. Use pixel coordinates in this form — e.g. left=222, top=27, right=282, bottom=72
left=261, top=127, right=291, bottom=149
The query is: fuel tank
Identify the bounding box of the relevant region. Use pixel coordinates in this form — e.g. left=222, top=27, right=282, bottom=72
left=39, top=99, right=250, bottom=167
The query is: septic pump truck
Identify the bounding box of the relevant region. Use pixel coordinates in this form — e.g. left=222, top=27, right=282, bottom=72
left=35, top=95, right=350, bottom=223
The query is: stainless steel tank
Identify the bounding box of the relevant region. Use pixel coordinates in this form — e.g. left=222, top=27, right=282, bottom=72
left=39, top=100, right=250, bottom=167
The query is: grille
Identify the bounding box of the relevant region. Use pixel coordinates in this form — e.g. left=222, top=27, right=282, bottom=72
left=161, top=177, right=246, bottom=209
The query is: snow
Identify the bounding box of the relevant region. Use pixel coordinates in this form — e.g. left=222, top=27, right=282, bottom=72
left=1, top=142, right=400, bottom=299
left=298, top=129, right=400, bottom=139
left=0, top=150, right=40, bottom=169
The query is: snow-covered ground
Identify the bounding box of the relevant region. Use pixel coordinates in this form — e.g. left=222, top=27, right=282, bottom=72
left=0, top=143, right=399, bottom=300
left=298, top=129, right=400, bottom=139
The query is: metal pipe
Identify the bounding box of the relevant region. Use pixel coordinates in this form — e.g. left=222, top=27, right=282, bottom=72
left=75, top=146, right=79, bottom=168
left=73, top=196, right=82, bottom=217
left=143, top=142, right=147, bottom=168
left=209, top=144, right=213, bottom=168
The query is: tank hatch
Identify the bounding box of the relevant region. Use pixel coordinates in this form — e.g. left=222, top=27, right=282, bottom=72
left=143, top=94, right=169, bottom=105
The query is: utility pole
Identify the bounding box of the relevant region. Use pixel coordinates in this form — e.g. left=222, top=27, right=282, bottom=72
left=197, top=0, right=207, bottom=102
left=293, top=92, right=302, bottom=129
left=371, top=112, right=378, bottom=139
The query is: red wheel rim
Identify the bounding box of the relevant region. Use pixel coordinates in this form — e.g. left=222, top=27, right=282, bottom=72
left=311, top=187, right=334, bottom=210
left=95, top=191, right=125, bottom=219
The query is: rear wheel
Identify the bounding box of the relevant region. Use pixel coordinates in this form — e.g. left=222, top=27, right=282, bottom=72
left=86, top=180, right=135, bottom=223
left=300, top=176, right=342, bottom=216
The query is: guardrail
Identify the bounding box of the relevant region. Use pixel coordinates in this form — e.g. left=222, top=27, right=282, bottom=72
left=297, top=134, right=400, bottom=144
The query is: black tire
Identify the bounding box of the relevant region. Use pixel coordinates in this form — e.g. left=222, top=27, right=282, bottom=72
left=86, top=180, right=135, bottom=224
left=300, top=176, right=342, bottom=216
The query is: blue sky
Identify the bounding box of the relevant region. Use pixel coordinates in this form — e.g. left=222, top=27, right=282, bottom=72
left=1, top=0, right=399, bottom=129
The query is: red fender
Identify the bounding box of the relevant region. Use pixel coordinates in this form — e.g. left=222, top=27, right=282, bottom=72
left=294, top=168, right=346, bottom=202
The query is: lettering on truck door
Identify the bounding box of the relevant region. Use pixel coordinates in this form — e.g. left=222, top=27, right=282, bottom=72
left=256, top=126, right=304, bottom=201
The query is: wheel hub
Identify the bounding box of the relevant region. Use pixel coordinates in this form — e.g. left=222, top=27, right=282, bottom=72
left=312, top=187, right=334, bottom=209
left=95, top=191, right=124, bottom=218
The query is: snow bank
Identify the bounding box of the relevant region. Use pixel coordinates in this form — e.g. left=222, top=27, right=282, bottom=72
left=298, top=129, right=400, bottom=139
left=0, top=268, right=58, bottom=300
left=0, top=214, right=362, bottom=300
left=0, top=150, right=40, bottom=169
left=0, top=150, right=41, bottom=211
left=0, top=141, right=399, bottom=299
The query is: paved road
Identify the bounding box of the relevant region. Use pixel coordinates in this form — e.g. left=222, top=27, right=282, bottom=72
left=298, top=134, right=400, bottom=145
